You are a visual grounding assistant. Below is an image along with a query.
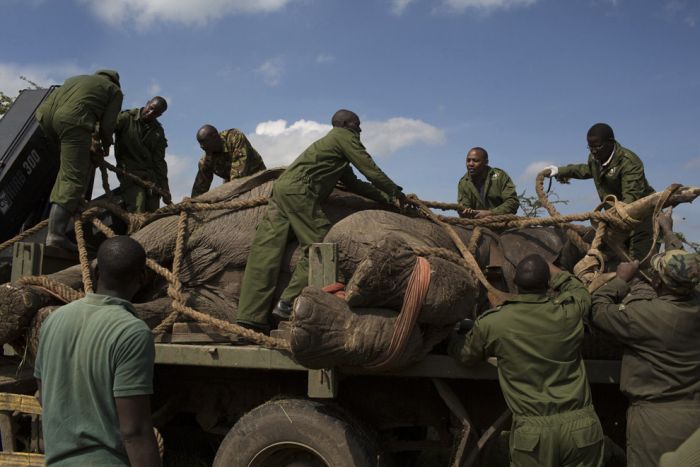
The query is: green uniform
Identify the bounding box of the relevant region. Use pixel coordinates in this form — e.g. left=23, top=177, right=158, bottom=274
left=237, top=127, right=402, bottom=326
left=557, top=142, right=655, bottom=260
left=34, top=294, right=155, bottom=466
left=114, top=108, right=169, bottom=213
left=591, top=277, right=700, bottom=467
left=449, top=272, right=604, bottom=467
left=660, top=427, right=700, bottom=467
left=457, top=166, right=520, bottom=215
left=36, top=71, right=123, bottom=213
left=191, top=128, right=266, bottom=197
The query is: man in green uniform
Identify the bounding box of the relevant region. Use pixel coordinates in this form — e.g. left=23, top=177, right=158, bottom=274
left=236, top=109, right=408, bottom=332
left=36, top=69, right=123, bottom=251
left=190, top=124, right=266, bottom=197
left=449, top=254, right=605, bottom=467
left=457, top=147, right=519, bottom=218
left=114, top=96, right=171, bottom=212
left=590, top=210, right=700, bottom=467
left=35, top=236, right=160, bottom=466
left=545, top=123, right=655, bottom=260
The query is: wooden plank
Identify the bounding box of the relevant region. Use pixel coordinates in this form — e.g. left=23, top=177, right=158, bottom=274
left=307, top=368, right=339, bottom=399
left=0, top=412, right=16, bottom=452
left=0, top=394, right=41, bottom=415
left=308, top=243, right=338, bottom=289
left=171, top=322, right=235, bottom=344
left=10, top=243, right=43, bottom=283
left=0, top=452, right=45, bottom=466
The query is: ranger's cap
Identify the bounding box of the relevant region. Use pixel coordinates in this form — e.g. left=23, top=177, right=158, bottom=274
left=95, top=69, right=120, bottom=87
left=650, top=249, right=700, bottom=295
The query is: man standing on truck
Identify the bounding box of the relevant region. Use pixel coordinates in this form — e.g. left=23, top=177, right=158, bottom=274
left=114, top=96, right=171, bottom=212
left=35, top=69, right=123, bottom=252
left=544, top=123, right=655, bottom=260
left=457, top=146, right=520, bottom=218
left=34, top=235, right=160, bottom=467
left=236, top=109, right=409, bottom=333
left=449, top=254, right=605, bottom=467
left=190, top=124, right=266, bottom=197
left=590, top=209, right=700, bottom=467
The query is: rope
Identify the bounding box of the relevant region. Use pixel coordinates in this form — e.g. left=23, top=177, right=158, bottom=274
left=364, top=256, right=431, bottom=370
left=0, top=219, right=49, bottom=253
left=535, top=171, right=590, bottom=253
left=95, top=157, right=172, bottom=203
left=467, top=227, right=482, bottom=255
left=16, top=276, right=84, bottom=303
left=639, top=184, right=682, bottom=266
left=74, top=217, right=93, bottom=293
left=408, top=194, right=509, bottom=305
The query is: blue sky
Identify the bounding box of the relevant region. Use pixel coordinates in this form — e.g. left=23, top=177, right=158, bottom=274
left=2, top=0, right=699, bottom=241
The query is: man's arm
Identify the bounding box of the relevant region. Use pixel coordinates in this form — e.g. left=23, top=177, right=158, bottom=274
left=556, top=161, right=592, bottom=181
left=619, top=155, right=650, bottom=203
left=340, top=133, right=402, bottom=199
left=338, top=168, right=392, bottom=203
left=227, top=131, right=252, bottom=179
left=657, top=208, right=684, bottom=251
left=191, top=155, right=214, bottom=197
left=115, top=395, right=160, bottom=467
left=491, top=172, right=520, bottom=215
left=152, top=135, right=171, bottom=202
left=447, top=320, right=490, bottom=367
left=100, top=91, right=124, bottom=152
left=589, top=261, right=641, bottom=342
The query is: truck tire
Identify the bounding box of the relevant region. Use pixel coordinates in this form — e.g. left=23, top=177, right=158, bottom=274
left=213, top=398, right=377, bottom=467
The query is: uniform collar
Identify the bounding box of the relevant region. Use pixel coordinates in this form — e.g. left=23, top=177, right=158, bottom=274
left=503, top=293, right=550, bottom=304
left=83, top=293, right=137, bottom=315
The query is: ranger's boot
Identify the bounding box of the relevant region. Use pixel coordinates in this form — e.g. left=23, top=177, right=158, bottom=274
left=46, top=204, right=78, bottom=253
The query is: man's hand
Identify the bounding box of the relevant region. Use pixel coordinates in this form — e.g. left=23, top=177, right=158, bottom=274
left=616, top=260, right=640, bottom=282
left=474, top=210, right=493, bottom=219
left=548, top=262, right=562, bottom=275
left=162, top=191, right=173, bottom=205
left=459, top=208, right=476, bottom=218
left=657, top=208, right=673, bottom=233
left=394, top=192, right=412, bottom=211
left=543, top=165, right=558, bottom=177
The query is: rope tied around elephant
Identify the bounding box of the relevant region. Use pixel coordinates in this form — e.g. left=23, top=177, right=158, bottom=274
left=4, top=164, right=685, bottom=353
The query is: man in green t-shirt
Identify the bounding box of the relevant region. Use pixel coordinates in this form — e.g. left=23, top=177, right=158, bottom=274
left=457, top=147, right=520, bottom=218
left=34, top=236, right=160, bottom=466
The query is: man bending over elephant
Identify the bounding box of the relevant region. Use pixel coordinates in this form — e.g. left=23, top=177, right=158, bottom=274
left=545, top=123, right=655, bottom=260
left=236, top=109, right=409, bottom=333
left=457, top=146, right=519, bottom=218
left=115, top=96, right=171, bottom=212
left=191, top=124, right=266, bottom=197
left=449, top=254, right=604, bottom=467
left=35, top=69, right=123, bottom=251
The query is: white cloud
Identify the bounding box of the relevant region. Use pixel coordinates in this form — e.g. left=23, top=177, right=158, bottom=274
left=517, top=160, right=555, bottom=185
left=148, top=82, right=161, bottom=95
left=391, top=0, right=416, bottom=15
left=442, top=0, right=537, bottom=13
left=362, top=118, right=445, bottom=155
left=684, top=157, right=700, bottom=170
left=256, top=58, right=284, bottom=87
left=0, top=62, right=84, bottom=97
left=77, top=0, right=291, bottom=27
left=248, top=117, right=445, bottom=167
left=315, top=53, right=335, bottom=64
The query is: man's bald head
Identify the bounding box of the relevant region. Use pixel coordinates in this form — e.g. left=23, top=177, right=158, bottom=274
left=514, top=254, right=550, bottom=293
left=587, top=123, right=614, bottom=141
left=197, top=124, right=223, bottom=153
left=96, top=236, right=146, bottom=297
left=332, top=109, right=361, bottom=134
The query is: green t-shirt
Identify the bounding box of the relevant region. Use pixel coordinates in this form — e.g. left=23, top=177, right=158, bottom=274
left=34, top=294, right=155, bottom=466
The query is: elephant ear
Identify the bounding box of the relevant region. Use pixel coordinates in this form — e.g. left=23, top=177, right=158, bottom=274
left=499, top=227, right=567, bottom=267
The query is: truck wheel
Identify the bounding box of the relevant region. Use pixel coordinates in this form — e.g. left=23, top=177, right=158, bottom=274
left=213, top=398, right=377, bottom=467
